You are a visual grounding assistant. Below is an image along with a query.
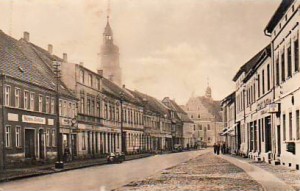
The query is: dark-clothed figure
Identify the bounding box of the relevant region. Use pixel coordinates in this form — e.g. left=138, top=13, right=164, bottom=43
left=213, top=143, right=217, bottom=154
left=222, top=143, right=226, bottom=154
left=216, top=143, right=220, bottom=155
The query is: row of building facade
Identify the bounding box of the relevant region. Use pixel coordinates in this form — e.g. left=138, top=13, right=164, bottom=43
left=222, top=0, right=300, bottom=170
left=0, top=18, right=197, bottom=169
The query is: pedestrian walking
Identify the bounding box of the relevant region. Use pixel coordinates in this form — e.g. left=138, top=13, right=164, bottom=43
left=222, top=142, right=226, bottom=154
left=216, top=143, right=220, bottom=155
left=213, top=143, right=217, bottom=154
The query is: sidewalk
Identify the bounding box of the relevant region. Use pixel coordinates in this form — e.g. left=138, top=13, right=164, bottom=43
left=0, top=153, right=152, bottom=183
left=218, top=154, right=296, bottom=191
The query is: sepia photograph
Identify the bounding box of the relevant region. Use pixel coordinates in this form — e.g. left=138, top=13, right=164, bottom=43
left=0, top=0, right=299, bottom=190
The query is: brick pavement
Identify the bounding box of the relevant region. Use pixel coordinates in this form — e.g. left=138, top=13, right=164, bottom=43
left=116, top=152, right=263, bottom=191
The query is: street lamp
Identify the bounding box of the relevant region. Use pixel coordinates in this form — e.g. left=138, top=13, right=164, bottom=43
left=119, top=92, right=125, bottom=154
left=53, top=61, right=63, bottom=169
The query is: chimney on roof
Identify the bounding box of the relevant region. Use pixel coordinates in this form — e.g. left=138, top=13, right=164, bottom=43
left=63, top=53, right=68, bottom=62
left=23, top=31, right=29, bottom=42
left=79, top=62, right=84, bottom=66
left=48, top=44, right=53, bottom=55
left=97, top=69, right=103, bottom=76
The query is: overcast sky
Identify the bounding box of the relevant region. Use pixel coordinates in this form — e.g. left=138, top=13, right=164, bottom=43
left=0, top=0, right=279, bottom=104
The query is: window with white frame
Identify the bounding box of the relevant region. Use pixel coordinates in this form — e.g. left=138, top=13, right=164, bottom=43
left=68, top=102, right=72, bottom=117
left=5, top=126, right=11, bottom=147
left=80, top=97, right=84, bottom=114
left=96, top=78, right=100, bottom=90
left=88, top=74, right=92, bottom=87
left=72, top=103, right=76, bottom=118
left=39, top=95, right=43, bottom=112
left=79, top=69, right=84, bottom=84
left=15, top=88, right=20, bottom=108
left=24, top=91, right=29, bottom=109
left=46, top=97, right=50, bottom=113
left=63, top=101, right=67, bottom=116
left=52, top=129, right=56, bottom=147
left=4, top=85, right=11, bottom=106
left=30, top=92, right=35, bottom=111
left=51, top=98, right=55, bottom=114
left=15, top=126, right=21, bottom=147
left=46, top=129, right=50, bottom=147
left=59, top=100, right=62, bottom=115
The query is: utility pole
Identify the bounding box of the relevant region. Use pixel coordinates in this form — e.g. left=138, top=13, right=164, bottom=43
left=53, top=61, right=63, bottom=169
left=119, top=92, right=125, bottom=154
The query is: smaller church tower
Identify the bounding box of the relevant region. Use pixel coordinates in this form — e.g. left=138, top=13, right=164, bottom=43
left=205, top=79, right=212, bottom=99
left=99, top=16, right=122, bottom=86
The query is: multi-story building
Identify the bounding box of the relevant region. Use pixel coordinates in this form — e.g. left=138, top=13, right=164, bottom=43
left=0, top=31, right=77, bottom=169
left=264, top=0, right=300, bottom=168
left=182, top=86, right=223, bottom=146
left=130, top=90, right=172, bottom=151
left=162, top=97, right=193, bottom=149
left=221, top=92, right=236, bottom=153
left=232, top=45, right=272, bottom=158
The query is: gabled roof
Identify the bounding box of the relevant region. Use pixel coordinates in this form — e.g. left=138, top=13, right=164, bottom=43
left=221, top=92, right=235, bottom=107
left=186, top=96, right=223, bottom=122
left=129, top=90, right=170, bottom=117
left=264, top=0, right=295, bottom=34
left=102, top=78, right=141, bottom=106
left=233, top=45, right=270, bottom=82
left=0, top=30, right=74, bottom=98
left=162, top=97, right=193, bottom=123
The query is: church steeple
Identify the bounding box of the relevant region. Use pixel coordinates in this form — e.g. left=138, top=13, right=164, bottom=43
left=103, top=16, right=113, bottom=43
left=205, top=78, right=212, bottom=99
left=99, top=1, right=122, bottom=86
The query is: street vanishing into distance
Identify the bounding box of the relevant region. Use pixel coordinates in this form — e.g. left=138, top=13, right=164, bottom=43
left=0, top=151, right=208, bottom=191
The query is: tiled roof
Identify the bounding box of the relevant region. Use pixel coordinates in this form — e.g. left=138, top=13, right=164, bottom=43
left=221, top=92, right=235, bottom=106
left=102, top=78, right=141, bottom=106
left=129, top=90, right=170, bottom=117
left=0, top=30, right=75, bottom=98
left=162, top=97, right=193, bottom=123
left=233, top=45, right=270, bottom=82
left=196, top=96, right=222, bottom=122
left=265, top=0, right=295, bottom=34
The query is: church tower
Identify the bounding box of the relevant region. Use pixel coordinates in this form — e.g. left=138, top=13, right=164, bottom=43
left=205, top=79, right=212, bottom=99
left=100, top=16, right=122, bottom=86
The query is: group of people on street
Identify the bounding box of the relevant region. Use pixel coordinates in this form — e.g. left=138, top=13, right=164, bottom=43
left=213, top=142, right=227, bottom=155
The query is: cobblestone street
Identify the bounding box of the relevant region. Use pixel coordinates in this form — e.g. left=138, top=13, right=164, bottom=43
left=116, top=152, right=263, bottom=191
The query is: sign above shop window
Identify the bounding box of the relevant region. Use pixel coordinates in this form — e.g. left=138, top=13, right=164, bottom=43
left=269, top=103, right=280, bottom=113
left=22, top=115, right=46, bottom=124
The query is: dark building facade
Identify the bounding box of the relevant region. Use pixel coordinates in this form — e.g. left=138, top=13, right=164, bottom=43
left=0, top=30, right=77, bottom=169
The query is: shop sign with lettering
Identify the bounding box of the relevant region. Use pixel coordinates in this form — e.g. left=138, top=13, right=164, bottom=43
left=22, top=115, right=46, bottom=124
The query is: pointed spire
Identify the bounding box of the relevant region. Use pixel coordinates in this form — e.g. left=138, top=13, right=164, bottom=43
left=103, top=0, right=113, bottom=37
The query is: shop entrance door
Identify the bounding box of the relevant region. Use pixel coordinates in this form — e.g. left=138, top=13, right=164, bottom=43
left=39, top=129, right=45, bottom=159
left=25, top=129, right=35, bottom=159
